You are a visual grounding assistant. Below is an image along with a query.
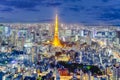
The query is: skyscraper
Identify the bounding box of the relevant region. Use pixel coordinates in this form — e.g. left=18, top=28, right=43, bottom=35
left=112, top=66, right=120, bottom=80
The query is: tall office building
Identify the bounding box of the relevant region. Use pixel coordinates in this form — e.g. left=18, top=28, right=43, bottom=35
left=113, top=66, right=120, bottom=80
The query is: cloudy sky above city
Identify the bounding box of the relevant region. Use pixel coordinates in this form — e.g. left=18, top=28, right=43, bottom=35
left=0, top=0, right=120, bottom=25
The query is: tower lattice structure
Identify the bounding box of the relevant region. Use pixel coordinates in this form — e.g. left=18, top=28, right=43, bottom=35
left=52, top=14, right=63, bottom=47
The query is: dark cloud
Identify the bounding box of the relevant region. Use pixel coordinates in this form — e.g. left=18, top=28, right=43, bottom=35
left=99, top=8, right=120, bottom=21
left=92, top=6, right=102, bottom=9
left=0, top=0, right=41, bottom=9
left=64, top=0, right=81, bottom=3
left=102, top=0, right=110, bottom=2
left=63, top=5, right=84, bottom=13
left=25, top=8, right=40, bottom=12
left=0, top=0, right=63, bottom=9
left=69, top=7, right=80, bottom=12
left=45, top=2, right=62, bottom=7
left=0, top=7, right=14, bottom=12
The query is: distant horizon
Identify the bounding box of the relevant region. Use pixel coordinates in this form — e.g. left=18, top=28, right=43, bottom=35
left=1, top=22, right=120, bottom=27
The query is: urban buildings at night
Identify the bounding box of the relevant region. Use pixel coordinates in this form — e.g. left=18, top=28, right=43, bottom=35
left=0, top=14, right=119, bottom=80
left=0, top=0, right=120, bottom=80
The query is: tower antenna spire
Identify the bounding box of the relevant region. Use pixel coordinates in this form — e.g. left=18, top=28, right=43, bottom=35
left=52, top=13, right=63, bottom=47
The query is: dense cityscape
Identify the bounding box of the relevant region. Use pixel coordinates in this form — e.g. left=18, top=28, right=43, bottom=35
left=0, top=14, right=119, bottom=80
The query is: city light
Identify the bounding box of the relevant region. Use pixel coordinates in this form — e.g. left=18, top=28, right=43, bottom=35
left=0, top=1, right=120, bottom=80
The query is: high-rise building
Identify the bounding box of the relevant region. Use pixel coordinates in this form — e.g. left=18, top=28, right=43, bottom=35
left=112, top=66, right=120, bottom=80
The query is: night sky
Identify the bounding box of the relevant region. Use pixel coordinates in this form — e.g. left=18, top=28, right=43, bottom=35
left=0, top=0, right=120, bottom=25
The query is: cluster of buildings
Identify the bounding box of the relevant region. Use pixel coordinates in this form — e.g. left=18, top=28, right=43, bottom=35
left=0, top=15, right=120, bottom=80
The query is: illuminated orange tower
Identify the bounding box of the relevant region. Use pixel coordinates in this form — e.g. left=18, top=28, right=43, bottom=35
left=52, top=14, right=63, bottom=47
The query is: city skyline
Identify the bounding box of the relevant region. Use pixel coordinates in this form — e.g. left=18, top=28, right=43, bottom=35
left=0, top=0, right=120, bottom=25
left=0, top=0, right=120, bottom=80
